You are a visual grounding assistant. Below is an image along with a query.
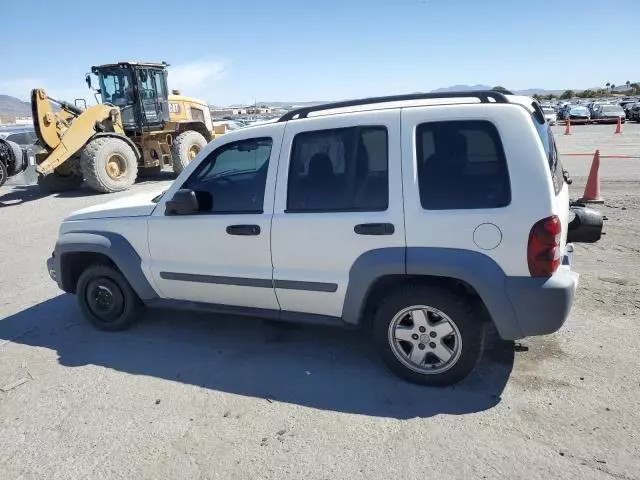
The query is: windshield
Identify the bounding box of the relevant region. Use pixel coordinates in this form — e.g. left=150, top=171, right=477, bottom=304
left=542, top=108, right=555, bottom=114
left=98, top=68, right=135, bottom=125
left=602, top=106, right=623, bottom=114
left=570, top=106, right=589, bottom=115
left=99, top=68, right=134, bottom=106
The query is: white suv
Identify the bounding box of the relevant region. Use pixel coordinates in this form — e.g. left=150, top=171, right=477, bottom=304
left=47, top=91, right=590, bottom=386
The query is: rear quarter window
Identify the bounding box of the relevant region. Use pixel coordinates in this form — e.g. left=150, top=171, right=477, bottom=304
left=532, top=115, right=564, bottom=195
left=416, top=120, right=510, bottom=210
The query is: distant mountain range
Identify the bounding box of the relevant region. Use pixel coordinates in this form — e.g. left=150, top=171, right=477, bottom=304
left=0, top=95, right=31, bottom=117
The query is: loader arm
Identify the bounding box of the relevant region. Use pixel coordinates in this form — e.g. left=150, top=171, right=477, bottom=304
left=32, top=88, right=125, bottom=175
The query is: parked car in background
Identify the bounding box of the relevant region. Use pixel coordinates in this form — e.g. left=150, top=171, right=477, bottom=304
left=592, top=104, right=626, bottom=124
left=542, top=107, right=557, bottom=125
left=630, top=104, right=640, bottom=122
left=212, top=120, right=245, bottom=131
left=623, top=102, right=640, bottom=121
left=0, top=127, right=37, bottom=187
left=0, top=126, right=37, bottom=145
left=566, top=106, right=591, bottom=124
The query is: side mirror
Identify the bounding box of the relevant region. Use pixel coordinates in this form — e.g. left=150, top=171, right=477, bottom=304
left=166, top=189, right=199, bottom=215
left=85, top=74, right=92, bottom=89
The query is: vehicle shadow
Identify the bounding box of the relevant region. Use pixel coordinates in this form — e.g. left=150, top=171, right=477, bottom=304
left=0, top=295, right=515, bottom=419
left=136, top=170, right=177, bottom=183
left=0, top=184, right=97, bottom=207
left=0, top=170, right=176, bottom=206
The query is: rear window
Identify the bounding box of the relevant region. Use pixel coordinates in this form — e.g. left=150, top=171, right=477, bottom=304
left=416, top=120, right=510, bottom=210
left=532, top=114, right=564, bottom=195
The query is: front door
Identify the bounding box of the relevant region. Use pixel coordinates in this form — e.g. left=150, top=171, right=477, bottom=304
left=148, top=125, right=284, bottom=309
left=136, top=68, right=162, bottom=126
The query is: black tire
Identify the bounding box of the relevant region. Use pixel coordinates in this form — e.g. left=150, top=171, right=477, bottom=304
left=5, top=140, right=24, bottom=175
left=138, top=165, right=163, bottom=178
left=81, top=137, right=138, bottom=193
left=76, top=264, right=141, bottom=331
left=37, top=170, right=83, bottom=193
left=0, top=160, right=7, bottom=188
left=171, top=131, right=207, bottom=174
left=373, top=284, right=484, bottom=386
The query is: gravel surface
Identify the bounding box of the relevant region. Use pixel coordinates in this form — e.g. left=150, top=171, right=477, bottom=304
left=1, top=124, right=639, bottom=479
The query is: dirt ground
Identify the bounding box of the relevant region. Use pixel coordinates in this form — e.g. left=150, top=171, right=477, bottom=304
left=0, top=124, right=638, bottom=479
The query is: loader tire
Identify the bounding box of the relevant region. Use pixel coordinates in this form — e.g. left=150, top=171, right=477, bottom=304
left=171, top=131, right=207, bottom=174
left=37, top=171, right=83, bottom=193
left=5, top=140, right=24, bottom=175
left=82, top=137, right=138, bottom=193
left=0, top=160, right=7, bottom=188
left=138, top=165, right=163, bottom=178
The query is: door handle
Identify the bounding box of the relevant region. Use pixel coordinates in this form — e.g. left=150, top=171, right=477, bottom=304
left=226, top=224, right=261, bottom=236
left=354, top=223, right=395, bottom=235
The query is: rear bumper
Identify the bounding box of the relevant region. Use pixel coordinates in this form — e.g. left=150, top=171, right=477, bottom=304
left=593, top=117, right=623, bottom=124
left=568, top=117, right=590, bottom=124
left=504, top=246, right=579, bottom=338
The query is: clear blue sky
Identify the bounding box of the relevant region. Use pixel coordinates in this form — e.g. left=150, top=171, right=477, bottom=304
left=1, top=0, right=639, bottom=105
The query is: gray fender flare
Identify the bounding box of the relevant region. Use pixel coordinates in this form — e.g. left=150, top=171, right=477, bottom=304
left=342, top=247, right=522, bottom=340
left=55, top=231, right=158, bottom=301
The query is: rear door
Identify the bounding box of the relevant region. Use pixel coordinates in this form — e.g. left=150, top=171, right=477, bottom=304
left=270, top=110, right=404, bottom=318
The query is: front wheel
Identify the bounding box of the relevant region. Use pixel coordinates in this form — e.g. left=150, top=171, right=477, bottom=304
left=76, top=264, right=141, bottom=331
left=373, top=285, right=484, bottom=386
left=81, top=137, right=138, bottom=193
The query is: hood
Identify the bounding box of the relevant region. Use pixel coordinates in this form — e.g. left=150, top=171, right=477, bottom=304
left=65, top=189, right=163, bottom=221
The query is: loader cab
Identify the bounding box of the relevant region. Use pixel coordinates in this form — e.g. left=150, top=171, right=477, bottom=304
left=91, top=62, right=170, bottom=132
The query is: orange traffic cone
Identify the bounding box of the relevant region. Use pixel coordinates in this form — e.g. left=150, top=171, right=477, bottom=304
left=579, top=150, right=604, bottom=204
left=564, top=118, right=571, bottom=135
left=614, top=117, right=622, bottom=134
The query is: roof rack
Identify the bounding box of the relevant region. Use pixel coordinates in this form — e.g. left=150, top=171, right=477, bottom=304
left=278, top=90, right=510, bottom=122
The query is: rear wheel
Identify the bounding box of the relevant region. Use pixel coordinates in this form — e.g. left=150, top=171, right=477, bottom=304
left=76, top=264, right=141, bottom=331
left=138, top=165, right=163, bottom=177
left=82, top=137, right=138, bottom=193
left=171, top=131, right=207, bottom=174
left=37, top=171, right=83, bottom=192
left=37, top=157, right=83, bottom=193
left=373, top=285, right=484, bottom=386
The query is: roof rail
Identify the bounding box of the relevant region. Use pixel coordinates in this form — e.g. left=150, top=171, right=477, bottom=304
left=278, top=90, right=510, bottom=122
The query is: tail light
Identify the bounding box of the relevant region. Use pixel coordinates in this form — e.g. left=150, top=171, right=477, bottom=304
left=528, top=216, right=562, bottom=277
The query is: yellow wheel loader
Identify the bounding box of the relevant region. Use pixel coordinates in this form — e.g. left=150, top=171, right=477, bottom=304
left=33, top=61, right=226, bottom=193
